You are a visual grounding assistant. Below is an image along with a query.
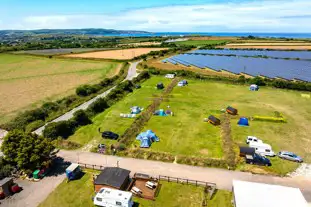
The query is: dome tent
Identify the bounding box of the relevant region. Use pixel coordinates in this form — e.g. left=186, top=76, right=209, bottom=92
left=136, top=130, right=159, bottom=148
left=238, top=117, right=249, bottom=126
left=250, top=84, right=259, bottom=91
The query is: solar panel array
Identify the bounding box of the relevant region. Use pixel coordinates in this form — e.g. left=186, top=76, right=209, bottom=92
left=163, top=54, right=311, bottom=82
left=188, top=49, right=311, bottom=60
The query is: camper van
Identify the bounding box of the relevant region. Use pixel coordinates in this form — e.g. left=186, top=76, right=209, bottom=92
left=246, top=136, right=263, bottom=144
left=249, top=143, right=275, bottom=157
left=94, top=188, right=133, bottom=207
left=165, top=74, right=175, bottom=79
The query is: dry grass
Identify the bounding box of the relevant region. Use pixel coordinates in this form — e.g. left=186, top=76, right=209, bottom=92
left=0, top=54, right=121, bottom=124
left=118, top=42, right=162, bottom=47
left=220, top=43, right=311, bottom=50
left=190, top=36, right=238, bottom=41
left=64, top=48, right=168, bottom=60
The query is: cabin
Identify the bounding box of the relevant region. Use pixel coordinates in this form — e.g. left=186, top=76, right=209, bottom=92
left=94, top=167, right=131, bottom=192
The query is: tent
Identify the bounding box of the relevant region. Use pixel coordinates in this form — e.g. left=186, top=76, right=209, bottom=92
left=157, top=82, right=164, bottom=90
left=136, top=130, right=159, bottom=148
left=250, top=84, right=259, bottom=91
left=131, top=106, right=142, bottom=114
left=154, top=109, right=168, bottom=116
left=238, top=117, right=249, bottom=126
left=226, top=106, right=238, bottom=115
left=178, top=80, right=188, bottom=87
left=207, top=115, right=221, bottom=126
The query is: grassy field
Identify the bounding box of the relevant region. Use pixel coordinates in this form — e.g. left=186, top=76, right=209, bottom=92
left=68, top=76, right=172, bottom=149
left=174, top=40, right=227, bottom=46
left=12, top=48, right=113, bottom=56
left=39, top=170, right=232, bottom=207
left=0, top=54, right=120, bottom=125
left=138, top=81, right=224, bottom=158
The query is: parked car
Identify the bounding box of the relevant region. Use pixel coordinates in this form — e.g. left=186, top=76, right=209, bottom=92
left=245, top=153, right=271, bottom=166
left=278, top=151, right=303, bottom=163
left=246, top=136, right=263, bottom=144
left=101, top=131, right=119, bottom=140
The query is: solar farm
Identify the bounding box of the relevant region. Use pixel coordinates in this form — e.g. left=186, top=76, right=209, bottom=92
left=162, top=49, right=311, bottom=82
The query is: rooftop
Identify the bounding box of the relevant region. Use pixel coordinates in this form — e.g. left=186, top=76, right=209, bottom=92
left=94, top=167, right=131, bottom=188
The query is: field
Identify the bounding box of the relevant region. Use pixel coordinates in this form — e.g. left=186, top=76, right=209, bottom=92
left=68, top=76, right=172, bottom=149
left=39, top=170, right=232, bottom=207
left=174, top=40, right=227, bottom=46
left=12, top=48, right=112, bottom=56
left=64, top=48, right=168, bottom=60
left=0, top=54, right=121, bottom=124
left=220, top=43, right=311, bottom=50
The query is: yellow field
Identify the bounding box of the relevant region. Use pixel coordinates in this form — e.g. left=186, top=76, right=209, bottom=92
left=0, top=54, right=121, bottom=124
left=64, top=48, right=168, bottom=60
left=220, top=43, right=311, bottom=50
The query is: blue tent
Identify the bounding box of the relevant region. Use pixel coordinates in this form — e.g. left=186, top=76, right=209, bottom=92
left=131, top=106, right=142, bottom=114
left=136, top=130, right=159, bottom=148
left=238, top=117, right=249, bottom=126
left=250, top=84, right=259, bottom=91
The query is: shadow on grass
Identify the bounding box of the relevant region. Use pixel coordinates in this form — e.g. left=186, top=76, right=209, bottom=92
left=45, top=157, right=71, bottom=177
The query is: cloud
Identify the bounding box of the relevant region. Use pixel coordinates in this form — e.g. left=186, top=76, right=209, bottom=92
left=4, top=0, right=311, bottom=32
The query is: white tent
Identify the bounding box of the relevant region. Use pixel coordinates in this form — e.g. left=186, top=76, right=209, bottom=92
left=233, top=180, right=308, bottom=207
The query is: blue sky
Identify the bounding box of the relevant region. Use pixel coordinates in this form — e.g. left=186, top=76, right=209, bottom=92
left=1, top=0, right=311, bottom=32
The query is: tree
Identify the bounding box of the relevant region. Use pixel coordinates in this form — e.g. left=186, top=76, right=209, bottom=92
left=43, top=121, right=75, bottom=139
left=73, top=110, right=92, bottom=126
left=0, top=157, right=13, bottom=179
left=1, top=130, right=54, bottom=170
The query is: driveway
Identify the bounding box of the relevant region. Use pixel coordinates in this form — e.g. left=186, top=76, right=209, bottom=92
left=33, top=61, right=139, bottom=136
left=58, top=150, right=311, bottom=202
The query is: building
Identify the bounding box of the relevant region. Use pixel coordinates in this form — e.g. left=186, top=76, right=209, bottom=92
left=94, top=167, right=131, bottom=192
left=233, top=180, right=308, bottom=207
left=93, top=187, right=133, bottom=207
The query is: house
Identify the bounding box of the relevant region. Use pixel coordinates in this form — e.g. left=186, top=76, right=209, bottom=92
left=93, top=187, right=133, bottom=207
left=94, top=167, right=131, bottom=192
left=226, top=106, right=238, bottom=115
left=233, top=180, right=308, bottom=207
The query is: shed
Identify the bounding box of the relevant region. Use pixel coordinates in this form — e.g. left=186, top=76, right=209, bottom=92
left=250, top=84, right=259, bottom=91
left=233, top=180, right=308, bottom=207
left=226, top=106, right=238, bottom=115
left=65, top=163, right=81, bottom=180
left=0, top=177, right=13, bottom=196
left=94, top=167, right=131, bottom=192
left=207, top=115, right=221, bottom=126
left=156, top=82, right=164, bottom=90
left=239, top=146, right=255, bottom=157
left=238, top=117, right=249, bottom=126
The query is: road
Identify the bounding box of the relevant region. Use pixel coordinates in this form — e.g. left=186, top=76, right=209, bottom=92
left=58, top=150, right=311, bottom=202
left=33, top=61, right=139, bottom=136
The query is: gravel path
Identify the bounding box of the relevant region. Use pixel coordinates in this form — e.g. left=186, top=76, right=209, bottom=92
left=58, top=150, right=311, bottom=202
left=33, top=62, right=139, bottom=136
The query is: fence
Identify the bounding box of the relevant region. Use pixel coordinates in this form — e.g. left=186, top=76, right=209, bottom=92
left=77, top=162, right=106, bottom=170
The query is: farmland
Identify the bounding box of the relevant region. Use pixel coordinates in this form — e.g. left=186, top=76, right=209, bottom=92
left=174, top=40, right=227, bottom=46
left=39, top=169, right=232, bottom=207
left=0, top=54, right=121, bottom=124
left=12, top=48, right=114, bottom=56
left=220, top=43, right=311, bottom=50
left=64, top=48, right=168, bottom=60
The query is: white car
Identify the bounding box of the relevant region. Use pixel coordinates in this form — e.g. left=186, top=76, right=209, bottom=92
left=246, top=136, right=263, bottom=144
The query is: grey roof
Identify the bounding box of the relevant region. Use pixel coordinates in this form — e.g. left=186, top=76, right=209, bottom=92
left=94, top=167, right=130, bottom=188
left=0, top=177, right=13, bottom=186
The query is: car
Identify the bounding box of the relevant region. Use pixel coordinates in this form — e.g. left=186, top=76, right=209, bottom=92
left=278, top=151, right=303, bottom=163
left=101, top=131, right=119, bottom=140
left=246, top=136, right=263, bottom=144
left=245, top=153, right=271, bottom=166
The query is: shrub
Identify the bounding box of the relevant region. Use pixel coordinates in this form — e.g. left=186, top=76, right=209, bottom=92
left=249, top=76, right=266, bottom=86
left=25, top=120, right=45, bottom=133
left=76, top=84, right=100, bottom=96
left=73, top=110, right=92, bottom=126
left=87, top=98, right=109, bottom=114
left=42, top=102, right=60, bottom=113
left=53, top=138, right=82, bottom=150
left=43, top=120, right=75, bottom=139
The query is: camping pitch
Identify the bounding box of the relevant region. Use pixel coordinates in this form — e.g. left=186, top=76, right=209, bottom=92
left=136, top=130, right=160, bottom=148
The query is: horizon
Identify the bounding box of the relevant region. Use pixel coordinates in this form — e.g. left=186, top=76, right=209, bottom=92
left=1, top=0, right=311, bottom=32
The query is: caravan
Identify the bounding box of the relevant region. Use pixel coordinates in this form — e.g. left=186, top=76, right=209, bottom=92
left=249, top=142, right=275, bottom=157
left=93, top=188, right=133, bottom=207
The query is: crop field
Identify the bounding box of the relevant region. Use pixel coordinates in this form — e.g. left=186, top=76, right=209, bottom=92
left=12, top=48, right=112, bottom=56
left=220, top=43, right=311, bottom=50
left=174, top=40, right=227, bottom=46
left=0, top=54, right=121, bottom=124
left=39, top=170, right=232, bottom=207
left=68, top=76, right=172, bottom=149
left=64, top=48, right=168, bottom=60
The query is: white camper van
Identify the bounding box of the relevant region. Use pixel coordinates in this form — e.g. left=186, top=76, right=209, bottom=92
left=246, top=136, right=263, bottom=144
left=165, top=74, right=175, bottom=79
left=249, top=142, right=275, bottom=157
left=94, top=188, right=133, bottom=207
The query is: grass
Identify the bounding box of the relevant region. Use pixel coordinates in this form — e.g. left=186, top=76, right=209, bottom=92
left=0, top=54, right=120, bottom=125
left=138, top=81, right=224, bottom=158
left=12, top=48, right=113, bottom=56
left=174, top=40, right=227, bottom=46
left=68, top=76, right=172, bottom=148
left=39, top=170, right=232, bottom=207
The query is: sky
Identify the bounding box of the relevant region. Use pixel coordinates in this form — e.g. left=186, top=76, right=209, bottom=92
left=1, top=0, right=311, bottom=32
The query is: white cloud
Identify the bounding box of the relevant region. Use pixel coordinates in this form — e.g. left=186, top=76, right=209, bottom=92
left=4, top=0, right=311, bottom=32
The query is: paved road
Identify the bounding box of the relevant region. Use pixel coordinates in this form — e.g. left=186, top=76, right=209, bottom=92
left=33, top=62, right=139, bottom=135
left=58, top=150, right=311, bottom=202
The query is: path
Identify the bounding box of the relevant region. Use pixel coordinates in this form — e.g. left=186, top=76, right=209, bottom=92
left=33, top=61, right=139, bottom=136
left=58, top=150, right=311, bottom=202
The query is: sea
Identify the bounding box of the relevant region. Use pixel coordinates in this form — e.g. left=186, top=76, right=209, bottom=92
left=103, top=32, right=311, bottom=39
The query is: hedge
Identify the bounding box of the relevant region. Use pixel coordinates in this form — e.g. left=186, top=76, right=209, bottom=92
left=253, top=116, right=286, bottom=123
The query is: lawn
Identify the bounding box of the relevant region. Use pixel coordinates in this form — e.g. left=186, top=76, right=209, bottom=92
left=39, top=170, right=232, bottom=207
left=140, top=79, right=311, bottom=174
left=0, top=54, right=120, bottom=124
left=68, top=76, right=172, bottom=149
left=174, top=40, right=227, bottom=46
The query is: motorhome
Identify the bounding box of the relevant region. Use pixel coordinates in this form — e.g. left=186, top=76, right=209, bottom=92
left=249, top=142, right=275, bottom=157
left=246, top=136, right=263, bottom=144
left=93, top=188, right=133, bottom=207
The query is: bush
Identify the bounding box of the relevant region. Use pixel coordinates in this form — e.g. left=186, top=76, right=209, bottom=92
left=42, top=102, right=60, bottom=113
left=87, top=98, right=109, bottom=114
left=0, top=158, right=13, bottom=179
left=73, top=110, right=92, bottom=126
left=43, top=120, right=75, bottom=139
left=25, top=120, right=45, bottom=133
left=76, top=84, right=100, bottom=96
left=249, top=76, right=266, bottom=86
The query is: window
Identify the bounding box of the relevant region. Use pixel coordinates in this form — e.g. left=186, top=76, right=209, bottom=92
left=96, top=197, right=102, bottom=202
left=265, top=149, right=270, bottom=152
left=116, top=201, right=122, bottom=206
